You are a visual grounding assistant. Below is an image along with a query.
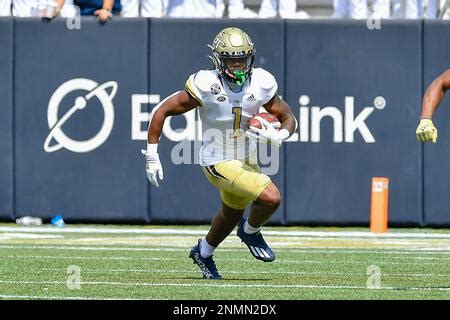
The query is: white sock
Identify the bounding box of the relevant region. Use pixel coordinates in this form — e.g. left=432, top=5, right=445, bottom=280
left=200, top=238, right=216, bottom=258
left=244, top=219, right=260, bottom=234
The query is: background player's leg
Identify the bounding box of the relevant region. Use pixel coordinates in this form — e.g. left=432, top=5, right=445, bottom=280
left=206, top=201, right=244, bottom=247
left=248, top=182, right=281, bottom=228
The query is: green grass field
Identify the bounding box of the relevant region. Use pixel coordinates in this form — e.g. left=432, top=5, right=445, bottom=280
left=0, top=223, right=449, bottom=300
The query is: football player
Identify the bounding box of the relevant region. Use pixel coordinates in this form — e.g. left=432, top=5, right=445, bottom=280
left=416, top=69, right=450, bottom=143
left=143, top=27, right=297, bottom=279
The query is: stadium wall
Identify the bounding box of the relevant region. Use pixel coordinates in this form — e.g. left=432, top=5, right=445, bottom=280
left=0, top=18, right=14, bottom=221
left=422, top=20, right=450, bottom=227
left=284, top=20, right=423, bottom=226
left=0, top=18, right=448, bottom=226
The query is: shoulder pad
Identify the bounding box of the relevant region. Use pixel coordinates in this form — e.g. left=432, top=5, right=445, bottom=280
left=191, top=70, right=220, bottom=93
left=252, top=68, right=278, bottom=91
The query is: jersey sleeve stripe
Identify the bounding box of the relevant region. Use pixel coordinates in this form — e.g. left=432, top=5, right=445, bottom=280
left=185, top=78, right=203, bottom=107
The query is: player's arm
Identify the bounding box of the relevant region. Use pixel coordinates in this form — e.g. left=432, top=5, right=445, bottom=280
left=143, top=90, right=200, bottom=187
left=246, top=95, right=297, bottom=147
left=416, top=69, right=450, bottom=143
left=263, top=94, right=297, bottom=137
left=420, top=69, right=450, bottom=119
left=148, top=90, right=199, bottom=143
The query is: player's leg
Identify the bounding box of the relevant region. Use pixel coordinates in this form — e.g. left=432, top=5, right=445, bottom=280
left=236, top=182, right=279, bottom=262
left=199, top=158, right=278, bottom=263
left=247, top=182, right=281, bottom=228
left=214, top=160, right=279, bottom=263
left=189, top=198, right=246, bottom=280
left=189, top=164, right=250, bottom=279
left=205, top=200, right=244, bottom=247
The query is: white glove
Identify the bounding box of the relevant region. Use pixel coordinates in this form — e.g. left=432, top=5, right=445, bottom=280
left=141, top=144, right=163, bottom=187
left=245, top=118, right=290, bottom=147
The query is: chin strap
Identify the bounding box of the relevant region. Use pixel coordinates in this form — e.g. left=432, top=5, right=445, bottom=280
left=233, top=70, right=246, bottom=87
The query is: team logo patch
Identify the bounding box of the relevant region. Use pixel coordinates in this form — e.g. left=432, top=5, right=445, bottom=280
left=210, top=83, right=221, bottom=95
left=217, top=96, right=226, bottom=102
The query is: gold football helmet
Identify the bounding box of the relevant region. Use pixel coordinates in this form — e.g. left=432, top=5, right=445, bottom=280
left=208, top=27, right=255, bottom=87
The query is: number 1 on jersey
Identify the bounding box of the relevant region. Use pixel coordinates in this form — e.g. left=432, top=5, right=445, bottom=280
left=231, top=107, right=243, bottom=138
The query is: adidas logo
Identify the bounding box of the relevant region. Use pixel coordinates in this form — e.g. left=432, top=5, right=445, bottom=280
left=249, top=245, right=271, bottom=259
left=247, top=94, right=256, bottom=101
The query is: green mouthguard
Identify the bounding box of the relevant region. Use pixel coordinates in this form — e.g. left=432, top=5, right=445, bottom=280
left=233, top=71, right=246, bottom=87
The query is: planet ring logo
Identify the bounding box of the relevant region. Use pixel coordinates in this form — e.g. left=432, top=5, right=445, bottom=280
left=44, top=78, right=118, bottom=153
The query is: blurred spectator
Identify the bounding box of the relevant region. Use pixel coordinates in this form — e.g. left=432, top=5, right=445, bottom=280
left=258, top=0, right=310, bottom=19
left=372, top=0, right=390, bottom=18
left=371, top=0, right=445, bottom=19
left=141, top=0, right=164, bottom=17
left=120, top=0, right=138, bottom=16
left=424, top=0, right=449, bottom=18
left=392, top=0, right=423, bottom=18
left=369, top=0, right=450, bottom=19
left=120, top=0, right=164, bottom=17
left=425, top=0, right=438, bottom=17
left=60, top=0, right=78, bottom=17
left=74, top=0, right=121, bottom=21
left=332, top=0, right=368, bottom=19
left=0, top=0, right=11, bottom=16
left=227, top=0, right=258, bottom=18
left=165, top=0, right=224, bottom=18
left=13, top=0, right=66, bottom=17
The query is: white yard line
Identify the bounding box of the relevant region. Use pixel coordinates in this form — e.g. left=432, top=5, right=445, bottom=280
left=1, top=245, right=450, bottom=256
left=0, top=294, right=143, bottom=300
left=0, top=245, right=183, bottom=252
left=1, top=226, right=450, bottom=239
left=389, top=256, right=450, bottom=260
left=3, top=255, right=180, bottom=261
left=0, top=280, right=448, bottom=291
left=3, top=254, right=449, bottom=265
left=20, top=267, right=447, bottom=278
left=0, top=233, right=64, bottom=240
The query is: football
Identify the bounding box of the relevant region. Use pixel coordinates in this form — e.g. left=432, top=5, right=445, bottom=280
left=248, top=112, right=281, bottom=129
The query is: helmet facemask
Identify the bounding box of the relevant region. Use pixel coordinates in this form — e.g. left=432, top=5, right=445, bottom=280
left=208, top=27, right=255, bottom=87
left=218, top=55, right=254, bottom=87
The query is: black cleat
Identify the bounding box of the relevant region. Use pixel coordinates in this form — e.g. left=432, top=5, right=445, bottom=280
left=189, top=239, right=222, bottom=279
left=237, top=218, right=275, bottom=262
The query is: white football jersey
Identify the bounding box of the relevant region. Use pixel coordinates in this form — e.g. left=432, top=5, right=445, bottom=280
left=185, top=68, right=278, bottom=166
